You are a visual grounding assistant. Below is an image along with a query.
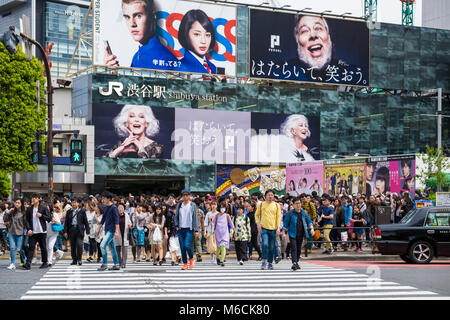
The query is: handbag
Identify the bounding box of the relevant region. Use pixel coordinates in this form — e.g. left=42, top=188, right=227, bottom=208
left=206, top=233, right=217, bottom=253
left=152, top=225, right=162, bottom=242
left=51, top=223, right=64, bottom=232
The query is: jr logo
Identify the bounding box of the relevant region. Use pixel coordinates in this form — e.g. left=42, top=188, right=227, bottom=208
left=270, top=35, right=280, bottom=49
left=99, top=82, right=123, bottom=96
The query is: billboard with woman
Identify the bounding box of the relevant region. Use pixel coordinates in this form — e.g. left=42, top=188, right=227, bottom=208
left=93, top=0, right=236, bottom=76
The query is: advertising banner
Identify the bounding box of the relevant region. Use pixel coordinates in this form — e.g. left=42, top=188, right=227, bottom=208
left=249, top=9, right=370, bottom=86
left=216, top=165, right=285, bottom=197
left=366, top=155, right=416, bottom=199
left=286, top=161, right=324, bottom=197
left=436, top=192, right=450, bottom=206
left=415, top=200, right=434, bottom=208
left=93, top=103, right=320, bottom=164
left=93, top=0, right=236, bottom=76
left=324, top=159, right=366, bottom=197
left=93, top=103, right=175, bottom=159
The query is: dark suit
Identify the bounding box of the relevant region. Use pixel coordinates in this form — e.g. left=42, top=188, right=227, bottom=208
left=64, top=208, right=90, bottom=263
left=24, top=204, right=51, bottom=266
left=179, top=50, right=217, bottom=74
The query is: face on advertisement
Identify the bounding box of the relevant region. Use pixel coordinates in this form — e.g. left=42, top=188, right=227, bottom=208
left=188, top=21, right=212, bottom=57
left=375, top=177, right=386, bottom=195
left=122, top=1, right=152, bottom=44
left=366, top=164, right=375, bottom=181
left=401, top=160, right=411, bottom=178
left=406, top=177, right=414, bottom=191
left=291, top=117, right=310, bottom=141
left=126, top=106, right=148, bottom=137
left=295, top=15, right=332, bottom=70
left=179, top=9, right=216, bottom=57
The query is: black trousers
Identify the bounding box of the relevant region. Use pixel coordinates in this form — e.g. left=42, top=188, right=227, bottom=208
left=289, top=235, right=304, bottom=264
left=88, top=237, right=102, bottom=258
left=249, top=231, right=261, bottom=258
left=26, top=233, right=48, bottom=265
left=235, top=241, right=248, bottom=262
left=69, top=228, right=84, bottom=262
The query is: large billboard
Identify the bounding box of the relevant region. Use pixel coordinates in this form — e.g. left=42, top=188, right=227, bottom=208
left=249, top=9, right=370, bottom=86
left=93, top=0, right=236, bottom=76
left=286, top=161, right=324, bottom=197
left=366, top=155, right=416, bottom=199
left=324, top=159, right=366, bottom=197
left=93, top=103, right=320, bottom=164
left=216, top=165, right=286, bottom=197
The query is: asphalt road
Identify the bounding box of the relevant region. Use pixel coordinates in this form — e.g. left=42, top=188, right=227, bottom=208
left=1, top=256, right=449, bottom=300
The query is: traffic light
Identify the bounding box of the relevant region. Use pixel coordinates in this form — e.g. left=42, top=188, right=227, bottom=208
left=1, top=26, right=20, bottom=54
left=31, top=140, right=42, bottom=164
left=70, top=138, right=83, bottom=164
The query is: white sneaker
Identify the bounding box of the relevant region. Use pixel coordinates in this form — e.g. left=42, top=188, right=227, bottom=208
left=56, top=250, right=64, bottom=259
left=239, top=260, right=244, bottom=265
left=32, top=258, right=37, bottom=265
left=7, top=264, right=16, bottom=270
left=0, top=251, right=4, bottom=256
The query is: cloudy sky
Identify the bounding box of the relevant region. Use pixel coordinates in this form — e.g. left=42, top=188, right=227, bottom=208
left=223, top=0, right=423, bottom=26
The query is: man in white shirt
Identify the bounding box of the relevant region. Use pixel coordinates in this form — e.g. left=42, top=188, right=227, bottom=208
left=23, top=194, right=51, bottom=270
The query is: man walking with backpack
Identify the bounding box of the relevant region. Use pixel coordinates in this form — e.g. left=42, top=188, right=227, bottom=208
left=282, top=197, right=315, bottom=270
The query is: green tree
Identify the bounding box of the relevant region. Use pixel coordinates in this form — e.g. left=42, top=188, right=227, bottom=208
left=0, top=42, right=47, bottom=174
left=0, top=171, right=11, bottom=198
left=416, top=145, right=450, bottom=193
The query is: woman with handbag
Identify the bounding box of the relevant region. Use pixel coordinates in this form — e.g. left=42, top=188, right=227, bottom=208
left=130, top=203, right=146, bottom=263
left=212, top=202, right=235, bottom=267
left=4, top=199, right=27, bottom=270
left=204, top=201, right=218, bottom=263
left=165, top=204, right=181, bottom=266
left=46, top=203, right=63, bottom=266
left=86, top=200, right=98, bottom=263
left=114, top=204, right=133, bottom=268
left=150, top=206, right=165, bottom=265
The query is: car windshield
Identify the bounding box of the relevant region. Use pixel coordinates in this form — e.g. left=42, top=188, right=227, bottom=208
left=399, top=209, right=418, bottom=224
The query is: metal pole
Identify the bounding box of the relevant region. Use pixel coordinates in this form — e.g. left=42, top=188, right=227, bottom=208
left=20, top=33, right=54, bottom=205
left=437, top=88, right=442, bottom=151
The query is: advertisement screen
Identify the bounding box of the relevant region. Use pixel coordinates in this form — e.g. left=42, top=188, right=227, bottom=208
left=93, top=0, right=236, bottom=76
left=93, top=103, right=320, bottom=165
left=216, top=165, right=286, bottom=197
left=366, top=155, right=416, bottom=199
left=324, top=161, right=366, bottom=197
left=286, top=161, right=324, bottom=197
left=249, top=9, right=370, bottom=86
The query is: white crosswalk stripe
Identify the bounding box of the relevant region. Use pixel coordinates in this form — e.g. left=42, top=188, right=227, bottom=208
left=21, top=259, right=448, bottom=300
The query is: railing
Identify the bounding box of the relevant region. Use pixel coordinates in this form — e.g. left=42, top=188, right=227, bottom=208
left=302, top=226, right=376, bottom=257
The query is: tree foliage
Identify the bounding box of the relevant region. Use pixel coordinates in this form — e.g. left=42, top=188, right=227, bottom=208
left=0, top=42, right=47, bottom=174
left=0, top=171, right=11, bottom=198
left=416, top=145, right=450, bottom=193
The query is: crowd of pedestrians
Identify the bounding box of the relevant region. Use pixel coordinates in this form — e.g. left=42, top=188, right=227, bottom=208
left=0, top=187, right=416, bottom=272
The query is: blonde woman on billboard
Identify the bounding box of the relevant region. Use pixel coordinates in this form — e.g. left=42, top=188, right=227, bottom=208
left=280, top=115, right=315, bottom=163
left=106, top=105, right=163, bottom=158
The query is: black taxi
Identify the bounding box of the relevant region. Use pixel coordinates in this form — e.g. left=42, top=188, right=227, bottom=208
left=374, top=207, right=450, bottom=263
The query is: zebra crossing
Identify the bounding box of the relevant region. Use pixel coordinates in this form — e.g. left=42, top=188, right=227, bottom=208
left=21, top=259, right=448, bottom=300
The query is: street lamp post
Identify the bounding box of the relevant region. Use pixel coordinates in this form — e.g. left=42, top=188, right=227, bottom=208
left=2, top=26, right=54, bottom=204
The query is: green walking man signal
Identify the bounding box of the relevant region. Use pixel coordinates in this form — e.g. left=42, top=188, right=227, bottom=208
left=70, top=138, right=83, bottom=164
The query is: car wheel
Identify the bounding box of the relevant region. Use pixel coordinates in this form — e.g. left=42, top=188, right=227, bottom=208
left=409, top=241, right=434, bottom=264
left=400, top=254, right=412, bottom=263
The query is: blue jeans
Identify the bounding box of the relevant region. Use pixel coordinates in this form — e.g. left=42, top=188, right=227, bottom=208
left=178, top=228, right=194, bottom=264
left=8, top=234, right=26, bottom=265
left=0, top=229, right=9, bottom=249
left=261, top=228, right=277, bottom=264
left=100, top=231, right=119, bottom=265
left=54, top=233, right=63, bottom=251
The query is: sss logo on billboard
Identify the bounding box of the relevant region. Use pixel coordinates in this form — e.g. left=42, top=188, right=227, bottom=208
left=93, top=0, right=237, bottom=76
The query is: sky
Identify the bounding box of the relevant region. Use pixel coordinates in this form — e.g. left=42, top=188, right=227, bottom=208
left=221, top=0, right=423, bottom=26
